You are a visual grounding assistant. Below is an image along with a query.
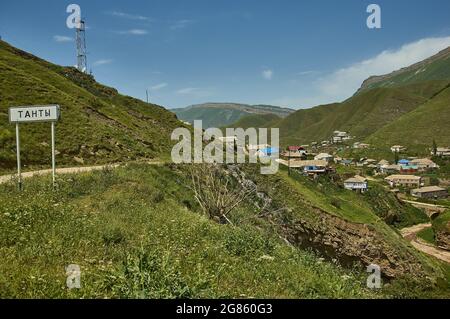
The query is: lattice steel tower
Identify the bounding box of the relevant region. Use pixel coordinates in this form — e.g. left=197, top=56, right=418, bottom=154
left=76, top=19, right=87, bottom=73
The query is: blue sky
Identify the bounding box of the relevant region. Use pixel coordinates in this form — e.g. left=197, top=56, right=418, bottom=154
left=1, top=0, right=450, bottom=109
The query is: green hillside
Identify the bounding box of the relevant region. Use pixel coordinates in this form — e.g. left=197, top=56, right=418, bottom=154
left=268, top=47, right=450, bottom=149
left=0, top=40, right=182, bottom=173
left=273, top=83, right=444, bottom=146
left=0, top=163, right=448, bottom=298
left=359, top=47, right=450, bottom=92
left=224, top=113, right=281, bottom=129
left=0, top=164, right=374, bottom=298
left=366, top=84, right=450, bottom=153
left=173, top=103, right=294, bottom=128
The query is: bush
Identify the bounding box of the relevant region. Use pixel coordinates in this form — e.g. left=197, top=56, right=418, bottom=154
left=330, top=198, right=342, bottom=209
left=151, top=191, right=165, bottom=204
left=224, top=226, right=275, bottom=256
left=102, top=228, right=127, bottom=246
left=103, top=249, right=197, bottom=298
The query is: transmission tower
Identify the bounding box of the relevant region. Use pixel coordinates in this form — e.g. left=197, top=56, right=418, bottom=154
left=76, top=19, right=88, bottom=73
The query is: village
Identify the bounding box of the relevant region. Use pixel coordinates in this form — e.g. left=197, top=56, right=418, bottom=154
left=220, top=130, right=450, bottom=206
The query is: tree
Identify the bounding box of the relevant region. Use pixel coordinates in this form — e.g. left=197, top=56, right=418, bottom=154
left=187, top=164, right=256, bottom=224
left=432, top=139, right=437, bottom=157
left=394, top=151, right=399, bottom=165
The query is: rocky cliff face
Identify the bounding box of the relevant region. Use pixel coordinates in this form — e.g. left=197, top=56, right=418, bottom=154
left=435, top=227, right=450, bottom=251
left=233, top=165, right=431, bottom=280
left=281, top=208, right=427, bottom=279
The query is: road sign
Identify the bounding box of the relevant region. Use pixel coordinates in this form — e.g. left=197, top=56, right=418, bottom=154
left=9, top=105, right=61, bottom=190
left=9, top=105, right=60, bottom=123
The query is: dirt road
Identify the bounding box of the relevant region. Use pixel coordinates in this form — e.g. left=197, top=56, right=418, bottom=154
left=0, top=161, right=163, bottom=185
left=401, top=223, right=450, bottom=264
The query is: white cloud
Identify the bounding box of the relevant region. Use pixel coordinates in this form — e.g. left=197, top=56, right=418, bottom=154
left=53, top=35, right=73, bottom=43
left=297, top=70, right=318, bottom=76
left=107, top=11, right=151, bottom=21
left=118, top=29, right=148, bottom=35
left=176, top=87, right=213, bottom=98
left=170, top=19, right=195, bottom=30
left=273, top=36, right=450, bottom=109
left=177, top=87, right=198, bottom=94
left=149, top=83, right=168, bottom=91
left=315, top=36, right=450, bottom=102
left=93, top=59, right=113, bottom=66
left=262, top=69, right=273, bottom=80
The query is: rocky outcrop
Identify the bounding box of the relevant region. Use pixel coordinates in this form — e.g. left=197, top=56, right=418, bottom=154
left=281, top=208, right=427, bottom=279
left=435, top=227, right=450, bottom=251
left=233, top=165, right=430, bottom=279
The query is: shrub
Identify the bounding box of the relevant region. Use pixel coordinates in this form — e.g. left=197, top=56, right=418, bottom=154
left=330, top=198, right=342, bottom=209
left=151, top=191, right=165, bottom=204
left=102, top=228, right=127, bottom=246
left=103, top=249, right=196, bottom=299
left=224, top=226, right=275, bottom=256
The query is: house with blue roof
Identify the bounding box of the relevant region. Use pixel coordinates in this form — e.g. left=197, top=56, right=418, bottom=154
left=257, top=147, right=279, bottom=157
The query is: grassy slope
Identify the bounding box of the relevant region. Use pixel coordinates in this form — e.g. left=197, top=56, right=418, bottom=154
left=0, top=40, right=181, bottom=172
left=433, top=210, right=450, bottom=233
left=0, top=164, right=380, bottom=299
left=365, top=85, right=450, bottom=154
left=242, top=165, right=449, bottom=296
left=361, top=51, right=450, bottom=91
left=224, top=113, right=281, bottom=130
left=0, top=163, right=448, bottom=298
left=269, top=49, right=450, bottom=149
left=417, top=227, right=436, bottom=245
left=271, top=82, right=449, bottom=146
left=174, top=107, right=248, bottom=128
left=173, top=104, right=293, bottom=128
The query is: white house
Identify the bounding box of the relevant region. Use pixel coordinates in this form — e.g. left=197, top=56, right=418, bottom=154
left=434, top=147, right=450, bottom=157
left=385, top=175, right=422, bottom=188
left=247, top=144, right=270, bottom=154
left=344, top=175, right=368, bottom=192
left=314, top=153, right=334, bottom=162
left=410, top=158, right=439, bottom=170
left=391, top=145, right=406, bottom=153
left=380, top=164, right=401, bottom=174
left=353, top=142, right=370, bottom=149
left=218, top=136, right=237, bottom=143
left=377, top=159, right=389, bottom=167
left=332, top=131, right=351, bottom=144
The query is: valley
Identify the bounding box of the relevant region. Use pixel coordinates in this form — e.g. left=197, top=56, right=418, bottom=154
left=0, top=39, right=449, bottom=299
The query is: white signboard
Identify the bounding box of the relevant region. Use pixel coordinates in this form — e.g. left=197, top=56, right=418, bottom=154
left=9, top=105, right=60, bottom=123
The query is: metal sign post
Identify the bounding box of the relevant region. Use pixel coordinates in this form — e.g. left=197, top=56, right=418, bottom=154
left=51, top=121, right=56, bottom=188
left=9, top=105, right=61, bottom=190
left=15, top=123, right=22, bottom=190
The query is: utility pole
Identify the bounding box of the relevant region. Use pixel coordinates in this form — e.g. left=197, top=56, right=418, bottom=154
left=146, top=90, right=149, bottom=103
left=288, top=148, right=291, bottom=176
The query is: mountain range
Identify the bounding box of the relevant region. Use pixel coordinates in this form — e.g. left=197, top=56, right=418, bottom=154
left=225, top=47, right=450, bottom=154
left=172, top=103, right=294, bottom=128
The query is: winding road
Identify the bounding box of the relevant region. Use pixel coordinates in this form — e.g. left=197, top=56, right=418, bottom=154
left=0, top=161, right=163, bottom=185
left=401, top=223, right=450, bottom=264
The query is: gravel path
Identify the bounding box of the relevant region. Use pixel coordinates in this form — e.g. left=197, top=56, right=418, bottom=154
left=0, top=161, right=163, bottom=185
left=401, top=223, right=450, bottom=264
